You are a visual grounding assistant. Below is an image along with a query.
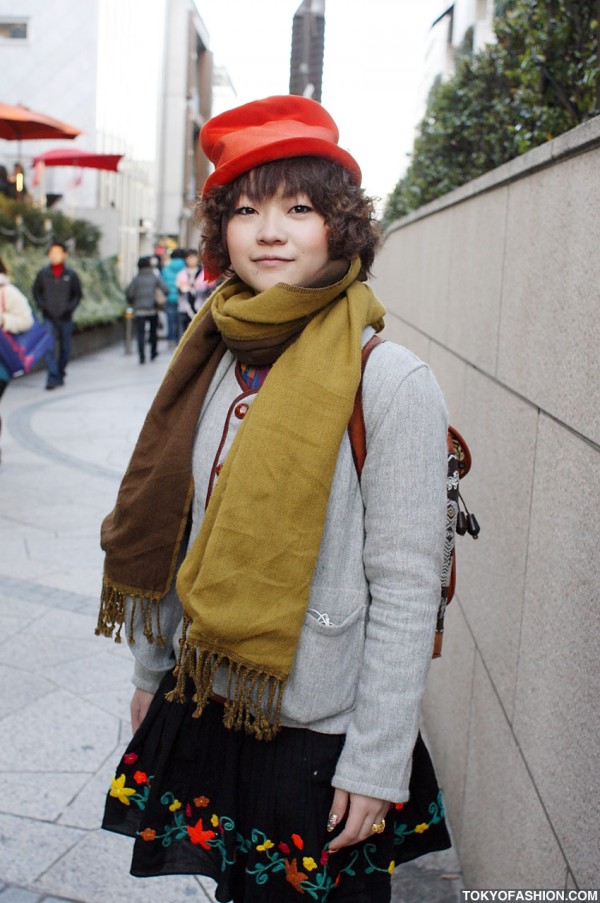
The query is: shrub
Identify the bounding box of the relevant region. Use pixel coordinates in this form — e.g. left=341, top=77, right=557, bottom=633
left=384, top=0, right=600, bottom=224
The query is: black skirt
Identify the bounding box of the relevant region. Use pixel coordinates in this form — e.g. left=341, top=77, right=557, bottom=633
left=102, top=672, right=450, bottom=902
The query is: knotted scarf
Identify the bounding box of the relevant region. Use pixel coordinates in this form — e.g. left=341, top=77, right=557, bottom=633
left=97, top=257, right=385, bottom=737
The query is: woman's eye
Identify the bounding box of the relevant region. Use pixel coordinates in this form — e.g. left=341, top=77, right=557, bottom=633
left=290, top=204, right=312, bottom=214
left=234, top=206, right=255, bottom=216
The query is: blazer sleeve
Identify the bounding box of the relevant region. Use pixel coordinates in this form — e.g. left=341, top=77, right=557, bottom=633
left=331, top=359, right=448, bottom=802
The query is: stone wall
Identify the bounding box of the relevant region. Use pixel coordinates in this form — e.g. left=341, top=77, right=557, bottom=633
left=373, top=117, right=600, bottom=890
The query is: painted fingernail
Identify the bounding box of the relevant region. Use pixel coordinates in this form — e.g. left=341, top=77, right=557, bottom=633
left=326, top=813, right=338, bottom=832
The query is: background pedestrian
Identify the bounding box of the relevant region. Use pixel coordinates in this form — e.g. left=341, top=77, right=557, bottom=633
left=160, top=248, right=187, bottom=346
left=0, top=254, right=34, bottom=460
left=176, top=247, right=218, bottom=335
left=32, top=240, right=82, bottom=390
left=125, top=255, right=169, bottom=364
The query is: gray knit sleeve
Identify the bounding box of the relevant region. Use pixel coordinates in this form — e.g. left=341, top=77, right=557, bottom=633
left=332, top=350, right=448, bottom=801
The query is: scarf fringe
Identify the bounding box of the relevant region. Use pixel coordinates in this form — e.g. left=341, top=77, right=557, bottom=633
left=95, top=578, right=165, bottom=647
left=165, top=623, right=286, bottom=741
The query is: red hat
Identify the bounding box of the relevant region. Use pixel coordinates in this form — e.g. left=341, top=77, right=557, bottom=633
left=200, top=95, right=361, bottom=196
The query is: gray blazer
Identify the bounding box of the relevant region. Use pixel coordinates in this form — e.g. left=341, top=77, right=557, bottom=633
left=127, top=329, right=448, bottom=801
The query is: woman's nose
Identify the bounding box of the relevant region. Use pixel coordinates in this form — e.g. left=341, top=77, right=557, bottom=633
left=256, top=211, right=286, bottom=244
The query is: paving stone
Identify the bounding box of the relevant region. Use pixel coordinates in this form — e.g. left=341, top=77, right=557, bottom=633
left=0, top=688, right=120, bottom=773
left=32, top=829, right=215, bottom=903
left=0, top=888, right=42, bottom=903
left=0, top=771, right=90, bottom=821
left=0, top=664, right=56, bottom=723
left=0, top=813, right=85, bottom=886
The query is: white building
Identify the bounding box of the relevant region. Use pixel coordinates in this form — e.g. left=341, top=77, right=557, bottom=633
left=0, top=0, right=232, bottom=279
left=416, top=0, right=496, bottom=125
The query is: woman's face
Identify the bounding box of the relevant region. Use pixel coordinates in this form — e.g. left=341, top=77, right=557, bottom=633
left=225, top=192, right=347, bottom=293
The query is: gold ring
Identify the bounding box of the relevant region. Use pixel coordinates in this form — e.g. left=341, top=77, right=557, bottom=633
left=371, top=818, right=386, bottom=834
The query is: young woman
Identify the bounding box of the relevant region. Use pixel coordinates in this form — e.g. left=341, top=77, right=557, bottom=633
left=98, top=95, right=450, bottom=902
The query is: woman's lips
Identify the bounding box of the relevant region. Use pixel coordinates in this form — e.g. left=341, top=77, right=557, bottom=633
left=252, top=257, right=293, bottom=267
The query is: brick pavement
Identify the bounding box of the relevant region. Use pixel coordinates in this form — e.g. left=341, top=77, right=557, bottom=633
left=0, top=340, right=462, bottom=902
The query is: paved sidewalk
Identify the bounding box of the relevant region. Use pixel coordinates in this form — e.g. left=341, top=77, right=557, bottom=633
left=0, top=341, right=463, bottom=902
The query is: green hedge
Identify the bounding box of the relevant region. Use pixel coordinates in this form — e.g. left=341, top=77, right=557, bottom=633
left=0, top=244, right=126, bottom=329
left=384, top=0, right=600, bottom=224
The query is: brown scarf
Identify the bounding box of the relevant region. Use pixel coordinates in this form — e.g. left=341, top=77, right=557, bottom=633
left=97, top=258, right=385, bottom=737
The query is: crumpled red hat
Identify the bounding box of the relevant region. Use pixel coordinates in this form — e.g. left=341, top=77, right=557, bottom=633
left=200, top=95, right=361, bottom=196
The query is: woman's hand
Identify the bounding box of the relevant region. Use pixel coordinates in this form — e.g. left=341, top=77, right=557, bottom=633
left=130, top=688, right=154, bottom=733
left=326, top=788, right=390, bottom=853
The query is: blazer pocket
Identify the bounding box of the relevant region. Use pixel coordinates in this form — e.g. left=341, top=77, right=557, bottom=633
left=285, top=603, right=367, bottom=723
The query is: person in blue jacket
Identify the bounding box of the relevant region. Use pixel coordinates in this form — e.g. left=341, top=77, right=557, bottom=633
left=160, top=248, right=186, bottom=345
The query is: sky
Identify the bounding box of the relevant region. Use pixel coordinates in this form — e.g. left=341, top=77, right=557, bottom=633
left=198, top=0, right=445, bottom=205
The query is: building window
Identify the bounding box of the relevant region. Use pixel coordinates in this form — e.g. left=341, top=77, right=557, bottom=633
left=0, top=21, right=28, bottom=39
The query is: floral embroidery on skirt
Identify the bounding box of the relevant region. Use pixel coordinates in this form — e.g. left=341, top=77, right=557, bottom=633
left=102, top=673, right=450, bottom=902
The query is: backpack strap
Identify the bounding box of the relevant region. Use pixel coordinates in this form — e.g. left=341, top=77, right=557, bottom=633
left=348, top=333, right=384, bottom=480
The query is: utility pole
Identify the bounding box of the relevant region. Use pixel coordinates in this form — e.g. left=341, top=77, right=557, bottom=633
left=289, top=0, right=326, bottom=102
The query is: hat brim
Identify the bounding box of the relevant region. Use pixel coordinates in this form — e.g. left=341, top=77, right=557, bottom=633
left=202, top=136, right=361, bottom=196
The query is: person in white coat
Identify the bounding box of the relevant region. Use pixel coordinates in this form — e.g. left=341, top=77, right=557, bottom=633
left=0, top=255, right=34, bottom=458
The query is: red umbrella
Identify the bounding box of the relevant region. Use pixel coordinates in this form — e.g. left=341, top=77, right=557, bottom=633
left=0, top=102, right=81, bottom=141
left=31, top=148, right=123, bottom=172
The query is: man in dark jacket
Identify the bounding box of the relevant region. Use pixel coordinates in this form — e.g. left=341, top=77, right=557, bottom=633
left=32, top=241, right=82, bottom=389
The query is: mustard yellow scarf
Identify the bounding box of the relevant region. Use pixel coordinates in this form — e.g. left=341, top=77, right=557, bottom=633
left=97, top=258, right=385, bottom=737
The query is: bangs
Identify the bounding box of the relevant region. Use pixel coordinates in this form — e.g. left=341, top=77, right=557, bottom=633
left=231, top=157, right=334, bottom=206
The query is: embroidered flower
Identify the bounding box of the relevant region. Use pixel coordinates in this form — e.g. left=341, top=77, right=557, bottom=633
left=278, top=842, right=291, bottom=854
left=123, top=752, right=138, bottom=765
left=302, top=856, right=317, bottom=871
left=185, top=803, right=192, bottom=818
left=110, top=773, right=136, bottom=806
left=187, top=818, right=216, bottom=849
left=139, top=828, right=156, bottom=842
left=394, top=802, right=404, bottom=810
left=211, top=813, right=219, bottom=828
left=414, top=822, right=430, bottom=834
left=388, top=860, right=396, bottom=874
left=285, top=858, right=308, bottom=892
left=256, top=839, right=274, bottom=852
left=133, top=771, right=148, bottom=784
left=168, top=799, right=182, bottom=812
left=320, top=850, right=329, bottom=866
left=194, top=796, right=209, bottom=807
left=291, top=833, right=304, bottom=850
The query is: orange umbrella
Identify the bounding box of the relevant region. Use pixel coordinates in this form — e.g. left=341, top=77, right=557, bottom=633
left=31, top=148, right=123, bottom=171
left=0, top=102, right=81, bottom=141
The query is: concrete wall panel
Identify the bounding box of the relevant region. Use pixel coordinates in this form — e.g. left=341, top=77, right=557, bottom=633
left=513, top=416, right=600, bottom=887
left=497, top=151, right=600, bottom=445
left=427, top=344, right=469, bottom=428
left=445, top=189, right=507, bottom=373
left=377, top=211, right=453, bottom=344
left=422, top=601, right=476, bottom=847
left=380, top=315, right=432, bottom=364
left=452, top=369, right=538, bottom=716
left=460, top=659, right=569, bottom=889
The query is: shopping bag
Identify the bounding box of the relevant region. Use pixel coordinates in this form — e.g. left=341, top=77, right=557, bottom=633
left=0, top=315, right=53, bottom=377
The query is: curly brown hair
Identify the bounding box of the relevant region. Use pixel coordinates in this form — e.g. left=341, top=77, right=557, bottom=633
left=197, top=157, right=382, bottom=281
